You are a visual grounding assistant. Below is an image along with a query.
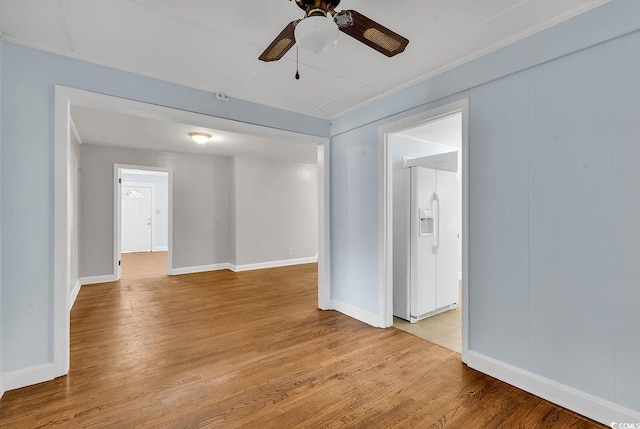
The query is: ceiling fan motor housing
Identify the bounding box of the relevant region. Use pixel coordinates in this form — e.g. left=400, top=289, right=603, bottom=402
left=295, top=0, right=341, bottom=17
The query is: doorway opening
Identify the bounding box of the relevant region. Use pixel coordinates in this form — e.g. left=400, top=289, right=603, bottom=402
left=54, top=86, right=330, bottom=379
left=118, top=168, right=170, bottom=280
left=379, top=99, right=469, bottom=360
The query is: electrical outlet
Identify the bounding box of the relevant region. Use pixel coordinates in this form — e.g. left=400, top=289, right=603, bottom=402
left=216, top=92, right=229, bottom=102
left=289, top=248, right=294, bottom=256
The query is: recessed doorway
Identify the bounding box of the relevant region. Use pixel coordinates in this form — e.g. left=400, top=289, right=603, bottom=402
left=379, top=99, right=469, bottom=359
left=115, top=166, right=171, bottom=281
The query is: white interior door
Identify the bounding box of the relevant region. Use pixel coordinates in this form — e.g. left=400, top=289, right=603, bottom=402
left=122, top=185, right=152, bottom=253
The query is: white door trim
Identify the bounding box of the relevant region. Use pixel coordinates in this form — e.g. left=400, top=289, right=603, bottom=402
left=54, top=87, right=72, bottom=377
left=54, top=85, right=330, bottom=383
left=317, top=142, right=332, bottom=310
left=377, top=99, right=469, bottom=362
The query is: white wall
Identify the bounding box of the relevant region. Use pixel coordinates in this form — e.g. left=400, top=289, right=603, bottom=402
left=120, top=171, right=169, bottom=251
left=330, top=0, right=640, bottom=420
left=79, top=144, right=231, bottom=276
left=233, top=156, right=317, bottom=266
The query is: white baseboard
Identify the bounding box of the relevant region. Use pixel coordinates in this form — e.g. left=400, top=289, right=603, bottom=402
left=153, top=246, right=168, bottom=252
left=466, top=351, right=640, bottom=425
left=170, top=257, right=318, bottom=275
left=69, top=280, right=81, bottom=310
left=232, top=256, right=318, bottom=272
left=4, top=363, right=55, bottom=391
left=80, top=275, right=117, bottom=285
left=332, top=299, right=379, bottom=327
left=170, top=263, right=233, bottom=276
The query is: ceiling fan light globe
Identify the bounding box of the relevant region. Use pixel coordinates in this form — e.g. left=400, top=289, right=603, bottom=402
left=295, top=16, right=338, bottom=54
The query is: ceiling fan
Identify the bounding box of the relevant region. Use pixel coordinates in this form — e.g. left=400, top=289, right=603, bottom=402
left=259, top=0, right=409, bottom=62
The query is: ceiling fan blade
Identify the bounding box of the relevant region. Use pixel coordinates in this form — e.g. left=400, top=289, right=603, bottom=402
left=334, top=10, right=409, bottom=57
left=259, top=20, right=299, bottom=62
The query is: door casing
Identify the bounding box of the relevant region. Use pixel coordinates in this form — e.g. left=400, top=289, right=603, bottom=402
left=377, top=99, right=469, bottom=362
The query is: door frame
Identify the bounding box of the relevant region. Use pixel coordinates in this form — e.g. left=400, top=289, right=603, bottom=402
left=115, top=169, right=171, bottom=280
left=54, top=85, right=331, bottom=379
left=377, top=99, right=469, bottom=362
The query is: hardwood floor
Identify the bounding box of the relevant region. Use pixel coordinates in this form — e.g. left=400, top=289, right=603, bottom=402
left=0, top=260, right=604, bottom=428
left=121, top=251, right=168, bottom=280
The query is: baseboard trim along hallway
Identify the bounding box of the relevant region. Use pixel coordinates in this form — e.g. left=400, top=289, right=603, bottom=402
left=332, top=299, right=379, bottom=327
left=3, top=363, right=55, bottom=392
left=466, top=351, right=640, bottom=425
left=232, top=256, right=318, bottom=272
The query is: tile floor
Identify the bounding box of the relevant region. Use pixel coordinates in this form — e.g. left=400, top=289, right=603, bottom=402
left=393, top=284, right=462, bottom=353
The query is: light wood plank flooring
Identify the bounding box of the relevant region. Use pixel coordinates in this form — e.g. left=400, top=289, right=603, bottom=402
left=0, top=256, right=604, bottom=428
left=121, top=251, right=168, bottom=280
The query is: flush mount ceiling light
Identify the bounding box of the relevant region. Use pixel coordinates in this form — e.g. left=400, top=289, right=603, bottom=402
left=189, top=132, right=212, bottom=144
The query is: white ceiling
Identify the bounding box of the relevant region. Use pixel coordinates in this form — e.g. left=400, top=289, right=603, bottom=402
left=70, top=104, right=319, bottom=164
left=398, top=112, right=462, bottom=149
left=0, top=0, right=610, bottom=119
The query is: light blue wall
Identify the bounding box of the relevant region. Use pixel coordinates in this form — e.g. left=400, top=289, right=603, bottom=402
left=330, top=126, right=379, bottom=313
left=121, top=172, right=169, bottom=251
left=331, top=0, right=640, bottom=412
left=0, top=41, right=329, bottom=374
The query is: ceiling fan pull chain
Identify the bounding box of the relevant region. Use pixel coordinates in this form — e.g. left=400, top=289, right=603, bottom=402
left=295, top=45, right=301, bottom=80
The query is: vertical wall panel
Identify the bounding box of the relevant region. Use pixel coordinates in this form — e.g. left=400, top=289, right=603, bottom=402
left=574, top=47, right=617, bottom=402
left=612, top=34, right=640, bottom=410
left=528, top=65, right=560, bottom=380
left=553, top=57, right=582, bottom=389
left=468, top=74, right=529, bottom=365
left=331, top=128, right=378, bottom=313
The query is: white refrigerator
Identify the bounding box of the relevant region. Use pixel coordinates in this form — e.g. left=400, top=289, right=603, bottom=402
left=395, top=152, right=460, bottom=323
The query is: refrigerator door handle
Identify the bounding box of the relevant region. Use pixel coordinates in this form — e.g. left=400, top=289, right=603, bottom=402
left=432, top=192, right=440, bottom=254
